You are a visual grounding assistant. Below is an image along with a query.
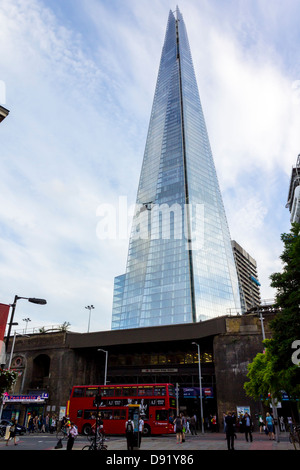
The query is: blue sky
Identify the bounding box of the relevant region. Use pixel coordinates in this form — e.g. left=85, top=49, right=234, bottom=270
left=0, top=0, right=299, bottom=333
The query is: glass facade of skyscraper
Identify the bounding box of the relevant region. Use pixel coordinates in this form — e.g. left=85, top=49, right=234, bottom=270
left=111, top=8, right=241, bottom=330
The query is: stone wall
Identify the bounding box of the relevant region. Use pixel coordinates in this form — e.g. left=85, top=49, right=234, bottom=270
left=213, top=313, right=275, bottom=426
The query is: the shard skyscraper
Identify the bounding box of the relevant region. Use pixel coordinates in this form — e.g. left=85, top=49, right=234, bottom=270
left=111, top=8, right=241, bottom=329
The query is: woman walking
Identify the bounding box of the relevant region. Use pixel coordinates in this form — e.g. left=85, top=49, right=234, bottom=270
left=265, top=413, right=275, bottom=440
left=6, top=419, right=18, bottom=446
left=174, top=415, right=183, bottom=444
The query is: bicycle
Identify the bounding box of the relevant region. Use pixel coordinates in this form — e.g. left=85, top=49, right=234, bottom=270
left=56, top=425, right=69, bottom=441
left=289, top=425, right=300, bottom=450
left=82, top=433, right=108, bottom=451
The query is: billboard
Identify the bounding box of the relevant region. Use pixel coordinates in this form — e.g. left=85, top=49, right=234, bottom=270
left=0, top=303, right=10, bottom=342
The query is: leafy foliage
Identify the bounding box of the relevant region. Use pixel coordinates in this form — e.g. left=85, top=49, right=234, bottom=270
left=0, top=368, right=18, bottom=398
left=244, top=223, right=300, bottom=401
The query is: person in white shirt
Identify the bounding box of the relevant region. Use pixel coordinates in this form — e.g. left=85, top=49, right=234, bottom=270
left=138, top=418, right=144, bottom=448
left=67, top=422, right=78, bottom=451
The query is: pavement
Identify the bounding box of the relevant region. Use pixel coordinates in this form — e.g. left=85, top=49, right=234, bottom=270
left=67, top=431, right=295, bottom=451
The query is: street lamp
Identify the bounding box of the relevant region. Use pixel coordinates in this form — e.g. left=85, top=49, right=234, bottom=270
left=192, top=342, right=204, bottom=434
left=22, top=318, right=31, bottom=333
left=256, top=307, right=280, bottom=442
left=85, top=305, right=95, bottom=333
left=6, top=296, right=47, bottom=351
left=0, top=331, right=30, bottom=421
left=97, top=349, right=108, bottom=385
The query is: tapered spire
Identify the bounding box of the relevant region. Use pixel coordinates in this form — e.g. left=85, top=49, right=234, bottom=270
left=112, top=9, right=241, bottom=330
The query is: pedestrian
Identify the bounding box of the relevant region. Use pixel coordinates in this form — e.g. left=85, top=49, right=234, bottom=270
left=287, top=416, right=293, bottom=432
left=265, top=412, right=275, bottom=440
left=279, top=416, right=286, bottom=432
left=174, top=415, right=183, bottom=444
left=231, top=411, right=237, bottom=439
left=180, top=413, right=186, bottom=442
left=33, top=414, right=39, bottom=432
left=45, top=414, right=50, bottom=433
left=242, top=412, right=253, bottom=442
left=190, top=415, right=197, bottom=435
left=258, top=415, right=264, bottom=433
left=28, top=415, right=34, bottom=433
left=66, top=422, right=78, bottom=451
left=50, top=416, right=56, bottom=434
left=125, top=419, right=134, bottom=450
left=223, top=412, right=227, bottom=434
left=138, top=417, right=144, bottom=448
left=225, top=412, right=235, bottom=451
left=6, top=418, right=18, bottom=446
left=211, top=415, right=217, bottom=432
left=186, top=416, right=190, bottom=434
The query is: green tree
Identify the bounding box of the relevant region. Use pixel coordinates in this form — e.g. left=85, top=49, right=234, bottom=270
left=0, top=369, right=18, bottom=398
left=268, top=222, right=300, bottom=397
left=244, top=223, right=300, bottom=403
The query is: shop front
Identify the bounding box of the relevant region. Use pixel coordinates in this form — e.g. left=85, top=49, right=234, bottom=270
left=1, top=393, right=49, bottom=428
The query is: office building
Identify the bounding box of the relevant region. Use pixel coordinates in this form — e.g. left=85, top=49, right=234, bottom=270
left=231, top=240, right=261, bottom=312
left=112, top=8, right=241, bottom=329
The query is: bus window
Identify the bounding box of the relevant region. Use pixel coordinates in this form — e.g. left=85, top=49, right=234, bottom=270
left=123, top=387, right=137, bottom=396
left=83, top=410, right=97, bottom=420
left=101, top=387, right=115, bottom=397
left=77, top=410, right=83, bottom=418
left=86, top=387, right=100, bottom=397
left=168, top=385, right=175, bottom=397
left=115, top=387, right=123, bottom=396
left=154, top=386, right=166, bottom=396
left=113, top=409, right=126, bottom=420
left=156, top=410, right=168, bottom=421
left=138, top=386, right=153, bottom=396
left=102, top=410, right=113, bottom=420
left=73, top=387, right=85, bottom=398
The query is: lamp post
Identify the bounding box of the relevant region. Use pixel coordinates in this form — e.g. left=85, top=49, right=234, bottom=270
left=85, top=305, right=95, bottom=333
left=192, top=342, right=204, bottom=434
left=6, top=296, right=46, bottom=351
left=0, top=331, right=30, bottom=420
left=97, top=349, right=108, bottom=385
left=22, top=318, right=31, bottom=334
left=256, top=306, right=280, bottom=442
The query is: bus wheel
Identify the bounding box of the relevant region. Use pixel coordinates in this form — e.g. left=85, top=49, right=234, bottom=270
left=143, top=424, right=151, bottom=437
left=82, top=424, right=92, bottom=436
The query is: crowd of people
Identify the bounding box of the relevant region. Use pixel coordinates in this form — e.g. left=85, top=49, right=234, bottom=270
left=222, top=410, right=286, bottom=450
left=26, top=413, right=58, bottom=434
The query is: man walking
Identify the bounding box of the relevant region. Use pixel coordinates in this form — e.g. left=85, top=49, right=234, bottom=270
left=243, top=412, right=253, bottom=443
left=225, top=412, right=235, bottom=451
left=66, top=422, right=78, bottom=451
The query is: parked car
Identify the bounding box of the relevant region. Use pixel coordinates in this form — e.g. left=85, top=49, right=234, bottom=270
left=0, top=419, right=26, bottom=435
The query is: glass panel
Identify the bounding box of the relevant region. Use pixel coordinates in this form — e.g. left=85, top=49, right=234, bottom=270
left=156, top=410, right=168, bottom=421
left=101, top=410, right=113, bottom=420
left=154, top=386, right=166, bottom=396
left=86, top=387, right=100, bottom=397
left=101, top=387, right=115, bottom=397
left=122, top=387, right=137, bottom=397
left=111, top=8, right=241, bottom=330
left=72, top=387, right=85, bottom=398
left=83, top=410, right=97, bottom=420
left=138, top=386, right=153, bottom=396
left=113, top=409, right=126, bottom=420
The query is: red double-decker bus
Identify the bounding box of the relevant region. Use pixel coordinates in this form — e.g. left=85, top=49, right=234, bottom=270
left=67, top=383, right=176, bottom=436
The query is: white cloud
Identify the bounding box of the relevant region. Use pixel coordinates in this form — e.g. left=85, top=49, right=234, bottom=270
left=0, top=0, right=298, bottom=333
